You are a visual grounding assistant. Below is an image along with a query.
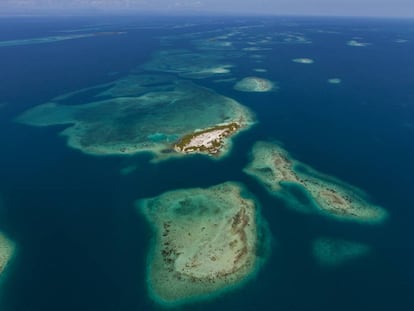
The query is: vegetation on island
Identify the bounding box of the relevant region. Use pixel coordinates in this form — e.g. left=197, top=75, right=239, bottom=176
left=174, top=122, right=240, bottom=155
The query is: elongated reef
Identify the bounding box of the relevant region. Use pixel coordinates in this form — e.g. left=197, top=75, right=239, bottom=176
left=244, top=141, right=387, bottom=223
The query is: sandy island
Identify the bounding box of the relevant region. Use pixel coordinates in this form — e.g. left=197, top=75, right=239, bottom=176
left=244, top=141, right=388, bottom=224
left=174, top=122, right=241, bottom=156
left=137, top=182, right=270, bottom=306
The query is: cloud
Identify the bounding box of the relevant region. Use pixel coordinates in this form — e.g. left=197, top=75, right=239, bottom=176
left=1, top=0, right=413, bottom=17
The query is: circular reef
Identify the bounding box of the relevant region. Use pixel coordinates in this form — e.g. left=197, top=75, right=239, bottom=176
left=137, top=182, right=270, bottom=306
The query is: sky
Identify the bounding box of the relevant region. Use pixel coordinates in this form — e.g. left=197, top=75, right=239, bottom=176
left=1, top=0, right=413, bottom=17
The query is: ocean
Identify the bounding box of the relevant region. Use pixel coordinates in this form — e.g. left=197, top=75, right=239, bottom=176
left=0, top=15, right=413, bottom=310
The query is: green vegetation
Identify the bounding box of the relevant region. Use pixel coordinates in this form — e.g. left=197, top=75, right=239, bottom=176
left=174, top=122, right=240, bottom=154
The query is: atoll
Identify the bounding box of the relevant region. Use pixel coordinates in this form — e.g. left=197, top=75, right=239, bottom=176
left=137, top=182, right=270, bottom=306
left=244, top=141, right=388, bottom=223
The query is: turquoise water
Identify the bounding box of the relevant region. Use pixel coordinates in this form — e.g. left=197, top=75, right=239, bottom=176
left=0, top=16, right=413, bottom=310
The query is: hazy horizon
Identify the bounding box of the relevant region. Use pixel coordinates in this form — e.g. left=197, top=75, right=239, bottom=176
left=1, top=0, right=414, bottom=18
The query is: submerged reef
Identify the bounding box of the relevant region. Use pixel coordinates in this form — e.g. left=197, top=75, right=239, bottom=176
left=244, top=141, right=388, bottom=224
left=312, top=237, right=371, bottom=267
left=347, top=39, right=370, bottom=47
left=328, top=78, right=342, bottom=84
left=233, top=77, right=276, bottom=92
left=16, top=74, right=254, bottom=161
left=143, top=49, right=235, bottom=79
left=137, top=182, right=270, bottom=306
left=0, top=232, right=15, bottom=277
left=292, top=58, right=314, bottom=64
left=0, top=32, right=125, bottom=48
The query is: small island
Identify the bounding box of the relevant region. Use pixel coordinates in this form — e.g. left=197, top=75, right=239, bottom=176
left=137, top=182, right=270, bottom=306
left=174, top=122, right=240, bottom=155
left=244, top=141, right=388, bottom=224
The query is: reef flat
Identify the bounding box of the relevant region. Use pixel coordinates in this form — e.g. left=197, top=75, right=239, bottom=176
left=244, top=141, right=388, bottom=223
left=234, top=77, right=276, bottom=92
left=143, top=50, right=235, bottom=79
left=16, top=74, right=254, bottom=161
left=312, top=237, right=370, bottom=267
left=137, top=182, right=270, bottom=306
left=0, top=232, right=15, bottom=277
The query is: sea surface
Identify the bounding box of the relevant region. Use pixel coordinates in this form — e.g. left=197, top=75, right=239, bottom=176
left=0, top=15, right=414, bottom=311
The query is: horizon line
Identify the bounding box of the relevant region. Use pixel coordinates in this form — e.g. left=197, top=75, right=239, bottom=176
left=1, top=10, right=414, bottom=20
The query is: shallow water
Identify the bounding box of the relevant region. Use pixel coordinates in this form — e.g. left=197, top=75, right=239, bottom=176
left=0, top=15, right=414, bottom=311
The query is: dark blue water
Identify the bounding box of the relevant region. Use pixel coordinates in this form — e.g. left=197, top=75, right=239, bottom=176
left=0, top=16, right=413, bottom=311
